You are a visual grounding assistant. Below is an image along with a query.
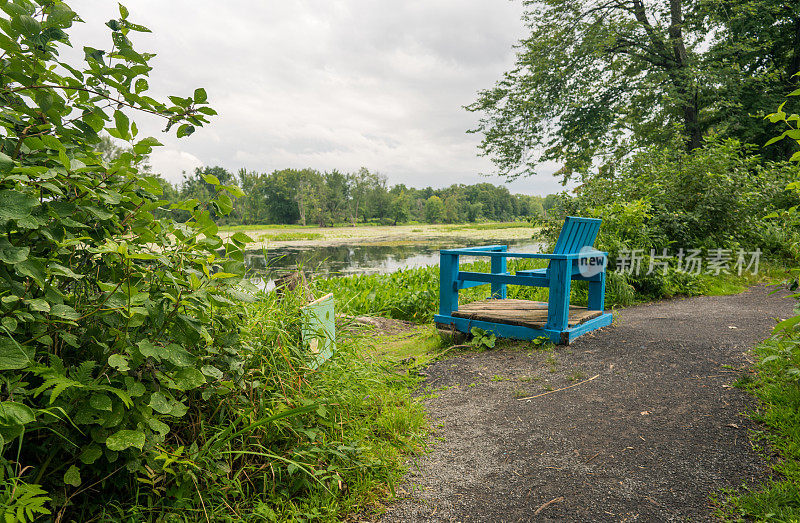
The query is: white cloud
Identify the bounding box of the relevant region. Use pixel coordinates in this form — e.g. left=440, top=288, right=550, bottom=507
left=148, top=149, right=203, bottom=185
left=66, top=0, right=566, bottom=195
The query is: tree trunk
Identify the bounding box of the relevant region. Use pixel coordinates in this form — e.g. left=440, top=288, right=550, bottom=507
left=350, top=198, right=359, bottom=227
left=789, top=15, right=800, bottom=82
left=669, top=0, right=701, bottom=151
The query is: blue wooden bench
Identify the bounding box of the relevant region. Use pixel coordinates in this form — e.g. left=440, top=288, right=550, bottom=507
left=434, top=217, right=612, bottom=344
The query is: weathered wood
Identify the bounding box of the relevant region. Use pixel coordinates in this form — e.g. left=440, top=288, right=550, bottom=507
left=453, top=299, right=601, bottom=330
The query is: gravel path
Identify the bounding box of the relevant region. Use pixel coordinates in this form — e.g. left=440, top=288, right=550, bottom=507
left=378, top=286, right=792, bottom=522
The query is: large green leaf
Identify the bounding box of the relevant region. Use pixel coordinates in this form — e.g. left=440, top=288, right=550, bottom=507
left=89, top=394, right=112, bottom=412
left=148, top=391, right=172, bottom=414
left=0, top=190, right=37, bottom=222
left=108, top=354, right=130, bottom=372
left=0, top=238, right=29, bottom=264
left=164, top=343, right=194, bottom=367
left=0, top=401, right=35, bottom=425
left=79, top=445, right=103, bottom=465
left=15, top=257, right=46, bottom=287
left=63, top=465, right=81, bottom=487
left=136, top=339, right=160, bottom=361
left=0, top=337, right=34, bottom=370
left=168, top=367, right=205, bottom=391
left=50, top=304, right=80, bottom=321
left=0, top=152, right=13, bottom=173
left=105, top=429, right=145, bottom=451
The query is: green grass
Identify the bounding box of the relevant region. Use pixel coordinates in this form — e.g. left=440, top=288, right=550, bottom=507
left=259, top=231, right=323, bottom=241
left=442, top=221, right=536, bottom=231
left=103, top=286, right=429, bottom=521
left=312, top=258, right=783, bottom=325
left=718, top=332, right=800, bottom=520
left=367, top=325, right=445, bottom=367
left=220, top=223, right=318, bottom=232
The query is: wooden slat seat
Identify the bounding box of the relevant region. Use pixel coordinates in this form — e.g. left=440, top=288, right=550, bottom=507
left=453, top=299, right=602, bottom=329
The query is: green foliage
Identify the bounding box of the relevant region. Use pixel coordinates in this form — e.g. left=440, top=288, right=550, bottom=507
left=177, top=290, right=427, bottom=520
left=0, top=0, right=261, bottom=517
left=718, top=73, right=800, bottom=520
left=469, top=328, right=496, bottom=349
left=721, top=333, right=800, bottom=520
left=258, top=231, right=323, bottom=242
left=0, top=465, right=51, bottom=523
left=424, top=195, right=445, bottom=223
left=166, top=165, right=546, bottom=227
left=467, top=0, right=800, bottom=180
left=547, top=137, right=800, bottom=270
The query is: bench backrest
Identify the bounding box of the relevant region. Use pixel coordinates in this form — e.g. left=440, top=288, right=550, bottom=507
left=552, top=216, right=602, bottom=254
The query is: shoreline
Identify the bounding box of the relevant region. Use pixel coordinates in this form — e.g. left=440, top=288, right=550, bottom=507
left=220, top=222, right=541, bottom=250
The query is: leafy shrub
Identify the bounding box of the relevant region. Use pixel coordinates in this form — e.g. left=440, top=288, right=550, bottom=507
left=552, top=137, right=800, bottom=262
left=0, top=1, right=258, bottom=517
left=0, top=4, right=428, bottom=519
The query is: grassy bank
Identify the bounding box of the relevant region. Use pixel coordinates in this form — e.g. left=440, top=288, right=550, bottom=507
left=207, top=292, right=427, bottom=521
left=718, top=328, right=800, bottom=520
left=48, top=286, right=428, bottom=521
left=219, top=222, right=541, bottom=251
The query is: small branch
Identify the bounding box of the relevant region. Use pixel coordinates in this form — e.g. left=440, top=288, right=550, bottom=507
left=534, top=496, right=565, bottom=515
left=5, top=84, right=161, bottom=116
left=517, top=374, right=600, bottom=400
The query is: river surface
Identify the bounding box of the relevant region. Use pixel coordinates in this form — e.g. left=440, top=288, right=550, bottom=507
left=245, top=237, right=544, bottom=289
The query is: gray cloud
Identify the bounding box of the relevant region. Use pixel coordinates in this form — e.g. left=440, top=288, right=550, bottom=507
left=67, top=0, right=571, bottom=195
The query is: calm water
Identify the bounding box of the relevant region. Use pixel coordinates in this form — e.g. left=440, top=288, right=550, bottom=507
left=245, top=237, right=543, bottom=289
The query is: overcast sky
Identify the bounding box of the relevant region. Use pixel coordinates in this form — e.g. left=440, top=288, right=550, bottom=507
left=68, top=1, right=569, bottom=195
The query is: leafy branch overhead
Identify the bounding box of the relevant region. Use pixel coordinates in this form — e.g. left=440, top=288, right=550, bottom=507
left=467, top=0, right=800, bottom=180
left=0, top=0, right=251, bottom=518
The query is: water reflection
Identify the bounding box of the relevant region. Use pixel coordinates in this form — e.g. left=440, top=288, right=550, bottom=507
left=246, top=238, right=543, bottom=290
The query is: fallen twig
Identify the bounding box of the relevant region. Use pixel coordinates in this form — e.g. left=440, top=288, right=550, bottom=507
left=517, top=374, right=600, bottom=400
left=584, top=451, right=601, bottom=464
left=534, top=496, right=565, bottom=515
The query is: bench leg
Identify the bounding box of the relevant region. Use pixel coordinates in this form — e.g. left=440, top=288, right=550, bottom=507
left=587, top=272, right=605, bottom=311
left=439, top=253, right=459, bottom=315
left=490, top=247, right=507, bottom=299
left=546, top=258, right=571, bottom=331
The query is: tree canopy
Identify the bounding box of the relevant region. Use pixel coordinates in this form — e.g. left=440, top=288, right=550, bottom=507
left=171, top=166, right=548, bottom=226
left=467, top=0, right=800, bottom=180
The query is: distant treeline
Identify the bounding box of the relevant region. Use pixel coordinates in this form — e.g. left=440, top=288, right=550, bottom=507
left=158, top=165, right=557, bottom=226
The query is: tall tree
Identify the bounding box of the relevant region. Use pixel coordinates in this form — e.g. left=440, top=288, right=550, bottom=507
left=324, top=170, right=349, bottom=225
left=425, top=195, right=446, bottom=223
left=292, top=168, right=322, bottom=226
left=467, top=0, right=799, bottom=181
left=347, top=167, right=375, bottom=226
left=702, top=0, right=800, bottom=153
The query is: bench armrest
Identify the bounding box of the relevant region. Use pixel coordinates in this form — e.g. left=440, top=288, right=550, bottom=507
left=439, top=249, right=608, bottom=260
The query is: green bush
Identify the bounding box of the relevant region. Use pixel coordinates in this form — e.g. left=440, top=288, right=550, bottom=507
left=724, top=333, right=800, bottom=520
left=0, top=4, right=427, bottom=519
left=0, top=1, right=257, bottom=517
left=552, top=137, right=800, bottom=261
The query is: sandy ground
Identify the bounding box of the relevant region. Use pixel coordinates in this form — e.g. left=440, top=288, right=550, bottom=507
left=220, top=223, right=540, bottom=250
left=375, top=286, right=792, bottom=522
